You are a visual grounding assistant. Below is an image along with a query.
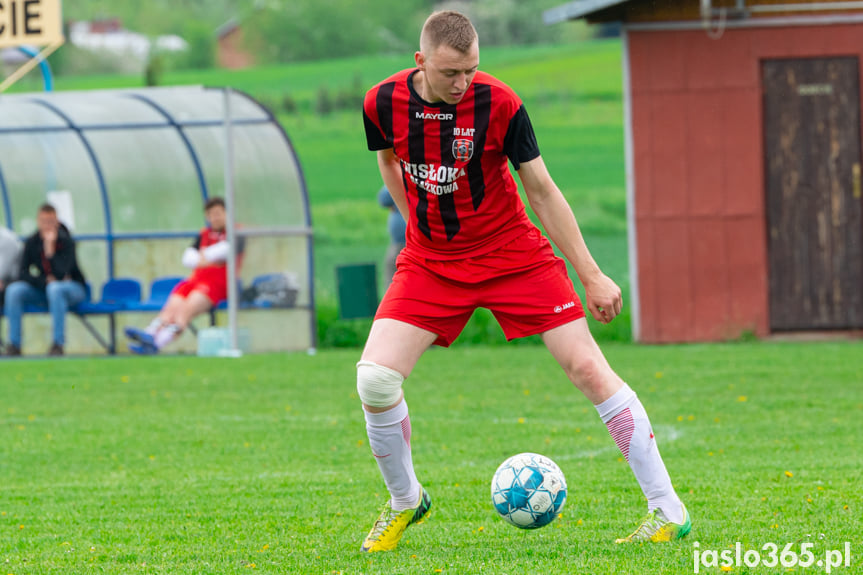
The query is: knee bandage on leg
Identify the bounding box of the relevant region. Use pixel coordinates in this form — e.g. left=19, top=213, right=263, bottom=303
left=356, top=360, right=404, bottom=407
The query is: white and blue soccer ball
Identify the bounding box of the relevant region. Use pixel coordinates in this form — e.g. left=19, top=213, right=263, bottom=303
left=491, top=452, right=567, bottom=529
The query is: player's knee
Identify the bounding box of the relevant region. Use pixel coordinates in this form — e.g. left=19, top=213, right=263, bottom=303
left=564, top=354, right=605, bottom=391
left=356, top=360, right=404, bottom=407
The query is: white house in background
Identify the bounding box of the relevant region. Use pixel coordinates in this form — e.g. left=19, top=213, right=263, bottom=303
left=69, top=19, right=188, bottom=60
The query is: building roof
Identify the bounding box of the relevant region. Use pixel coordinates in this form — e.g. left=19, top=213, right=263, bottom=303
left=545, top=0, right=863, bottom=25
left=543, top=0, right=628, bottom=24
left=216, top=18, right=241, bottom=39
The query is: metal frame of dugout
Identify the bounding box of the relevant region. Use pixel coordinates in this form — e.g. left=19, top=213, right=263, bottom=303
left=0, top=86, right=316, bottom=354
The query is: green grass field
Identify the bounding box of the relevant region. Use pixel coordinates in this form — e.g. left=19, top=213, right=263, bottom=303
left=2, top=343, right=861, bottom=574
left=4, top=36, right=862, bottom=575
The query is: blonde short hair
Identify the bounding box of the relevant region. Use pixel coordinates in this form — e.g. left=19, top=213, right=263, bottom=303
left=420, top=10, right=478, bottom=54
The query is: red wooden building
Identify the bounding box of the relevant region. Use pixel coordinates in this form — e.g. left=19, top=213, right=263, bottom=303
left=216, top=19, right=255, bottom=70
left=546, top=0, right=863, bottom=342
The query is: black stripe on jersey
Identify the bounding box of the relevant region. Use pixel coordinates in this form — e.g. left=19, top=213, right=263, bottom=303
left=407, top=98, right=432, bottom=240
left=375, top=82, right=396, bottom=144
left=438, top=105, right=460, bottom=241
left=467, top=84, right=491, bottom=211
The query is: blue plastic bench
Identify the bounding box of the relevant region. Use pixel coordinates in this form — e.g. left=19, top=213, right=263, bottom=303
left=14, top=280, right=139, bottom=354
left=126, top=276, right=184, bottom=312
left=11, top=275, right=263, bottom=355
left=74, top=278, right=144, bottom=353
left=76, top=278, right=142, bottom=314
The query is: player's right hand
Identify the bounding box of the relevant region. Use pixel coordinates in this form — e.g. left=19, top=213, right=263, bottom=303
left=584, top=273, right=622, bottom=324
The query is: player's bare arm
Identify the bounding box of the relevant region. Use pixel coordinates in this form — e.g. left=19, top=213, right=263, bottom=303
left=377, top=149, right=410, bottom=222
left=518, top=156, right=623, bottom=324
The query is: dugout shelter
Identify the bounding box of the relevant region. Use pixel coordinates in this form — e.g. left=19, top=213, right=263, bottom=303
left=0, top=86, right=315, bottom=354
left=546, top=0, right=863, bottom=342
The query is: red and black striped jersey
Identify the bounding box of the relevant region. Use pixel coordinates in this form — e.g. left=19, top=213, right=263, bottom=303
left=191, top=227, right=246, bottom=269
left=192, top=227, right=226, bottom=252
left=363, top=69, right=541, bottom=260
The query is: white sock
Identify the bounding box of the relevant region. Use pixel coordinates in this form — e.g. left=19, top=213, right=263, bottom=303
left=154, top=324, right=182, bottom=349
left=145, top=318, right=163, bottom=336
left=364, top=399, right=421, bottom=511
left=596, top=383, right=684, bottom=524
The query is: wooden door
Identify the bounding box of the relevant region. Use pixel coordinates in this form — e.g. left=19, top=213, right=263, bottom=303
left=763, top=57, right=863, bottom=331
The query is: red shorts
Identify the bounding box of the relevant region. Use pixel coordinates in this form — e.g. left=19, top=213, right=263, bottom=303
left=376, top=227, right=585, bottom=347
left=172, top=267, right=227, bottom=305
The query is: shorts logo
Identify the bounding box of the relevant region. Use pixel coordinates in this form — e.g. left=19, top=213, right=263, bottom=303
left=452, top=138, right=474, bottom=162
left=554, top=301, right=576, bottom=314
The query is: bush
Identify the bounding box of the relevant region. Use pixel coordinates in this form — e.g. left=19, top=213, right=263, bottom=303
left=145, top=54, right=164, bottom=86
left=313, top=303, right=631, bottom=349
left=254, top=95, right=279, bottom=116
left=281, top=94, right=298, bottom=115
left=316, top=86, right=333, bottom=116
left=316, top=302, right=373, bottom=348
left=179, top=21, right=216, bottom=70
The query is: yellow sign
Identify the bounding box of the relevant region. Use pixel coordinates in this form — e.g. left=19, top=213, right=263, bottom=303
left=0, top=0, right=63, bottom=48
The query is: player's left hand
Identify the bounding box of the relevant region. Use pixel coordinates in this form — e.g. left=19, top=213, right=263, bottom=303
left=583, top=273, right=622, bottom=324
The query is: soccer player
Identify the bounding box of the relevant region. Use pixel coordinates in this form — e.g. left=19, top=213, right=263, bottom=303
left=124, top=197, right=242, bottom=354
left=358, top=11, right=690, bottom=552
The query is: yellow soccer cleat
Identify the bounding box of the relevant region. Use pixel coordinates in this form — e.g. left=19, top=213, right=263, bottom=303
left=361, top=488, right=432, bottom=552
left=615, top=503, right=691, bottom=543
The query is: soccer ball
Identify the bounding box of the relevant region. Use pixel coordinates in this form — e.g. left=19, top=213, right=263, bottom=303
left=491, top=452, right=567, bottom=529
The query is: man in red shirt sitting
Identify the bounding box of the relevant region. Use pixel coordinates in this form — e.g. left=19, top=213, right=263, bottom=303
left=124, top=197, right=242, bottom=354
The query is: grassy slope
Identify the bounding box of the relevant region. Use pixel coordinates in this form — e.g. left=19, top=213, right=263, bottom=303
left=1, top=342, right=861, bottom=574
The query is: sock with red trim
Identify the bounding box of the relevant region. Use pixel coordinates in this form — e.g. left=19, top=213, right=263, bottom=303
left=153, top=324, right=182, bottom=349
left=595, top=383, right=683, bottom=523
left=145, top=317, right=163, bottom=336
left=363, top=398, right=421, bottom=511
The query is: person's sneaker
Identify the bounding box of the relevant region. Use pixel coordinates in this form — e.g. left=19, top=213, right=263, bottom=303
left=124, top=327, right=155, bottom=347
left=5, top=344, right=21, bottom=357
left=48, top=343, right=64, bottom=356
left=361, top=488, right=432, bottom=553
left=129, top=342, right=158, bottom=355
left=615, top=504, right=691, bottom=543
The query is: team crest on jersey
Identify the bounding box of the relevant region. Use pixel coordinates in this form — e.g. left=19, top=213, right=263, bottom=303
left=452, top=138, right=474, bottom=162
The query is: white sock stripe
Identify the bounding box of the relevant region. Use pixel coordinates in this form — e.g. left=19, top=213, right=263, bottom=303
left=363, top=398, right=409, bottom=427
left=595, top=383, right=636, bottom=423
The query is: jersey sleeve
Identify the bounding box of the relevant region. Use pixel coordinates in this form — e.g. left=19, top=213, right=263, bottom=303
left=502, top=105, right=541, bottom=170
left=363, top=88, right=392, bottom=151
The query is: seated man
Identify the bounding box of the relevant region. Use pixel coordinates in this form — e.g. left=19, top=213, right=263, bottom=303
left=0, top=225, right=23, bottom=352
left=4, top=204, right=87, bottom=356
left=124, top=197, right=243, bottom=354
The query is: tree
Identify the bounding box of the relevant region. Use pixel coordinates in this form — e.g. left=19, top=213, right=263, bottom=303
left=180, top=21, right=216, bottom=70
left=242, top=0, right=428, bottom=63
